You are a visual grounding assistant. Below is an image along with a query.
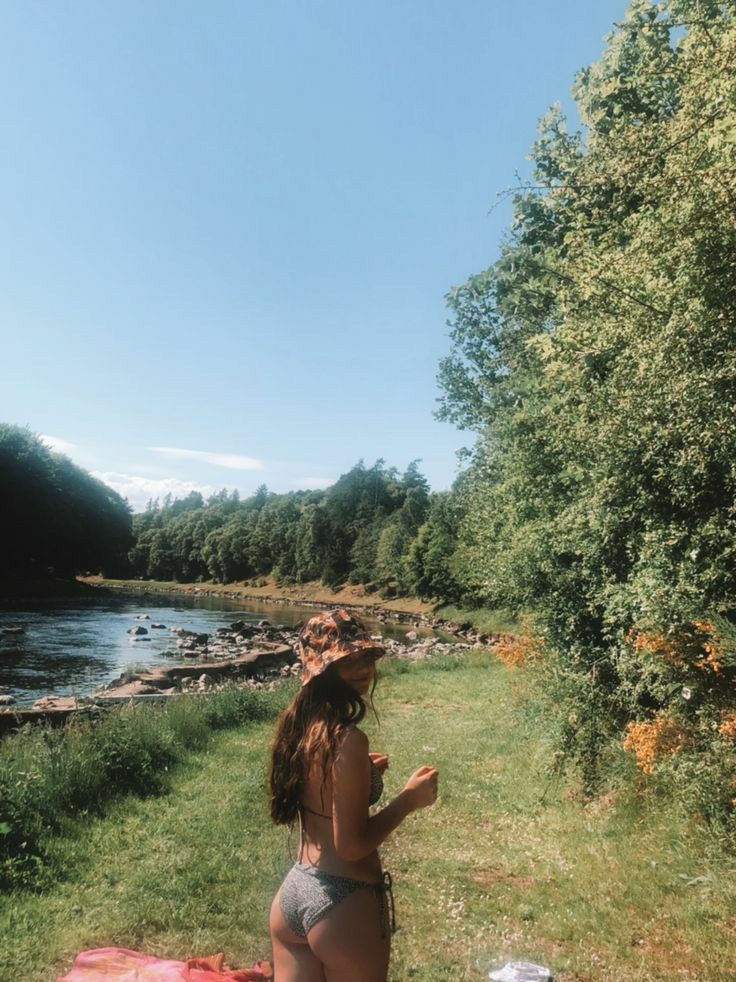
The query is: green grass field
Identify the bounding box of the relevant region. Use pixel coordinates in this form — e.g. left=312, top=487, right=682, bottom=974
left=2, top=652, right=734, bottom=980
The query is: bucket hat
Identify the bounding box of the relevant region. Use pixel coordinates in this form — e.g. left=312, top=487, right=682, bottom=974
left=298, top=609, right=384, bottom=686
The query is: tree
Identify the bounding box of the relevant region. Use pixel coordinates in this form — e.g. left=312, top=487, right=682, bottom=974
left=405, top=492, right=462, bottom=601
left=0, top=424, right=132, bottom=577
left=437, top=1, right=736, bottom=789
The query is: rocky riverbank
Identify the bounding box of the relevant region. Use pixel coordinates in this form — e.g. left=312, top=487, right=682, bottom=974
left=0, top=610, right=501, bottom=735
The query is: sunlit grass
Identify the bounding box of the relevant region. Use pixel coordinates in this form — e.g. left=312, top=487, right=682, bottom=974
left=2, top=652, right=735, bottom=980
left=433, top=605, right=529, bottom=636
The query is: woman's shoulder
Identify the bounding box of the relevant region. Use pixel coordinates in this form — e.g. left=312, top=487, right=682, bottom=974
left=335, top=724, right=369, bottom=759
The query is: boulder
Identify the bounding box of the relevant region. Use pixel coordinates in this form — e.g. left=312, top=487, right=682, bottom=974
left=127, top=626, right=148, bottom=635
left=32, top=695, right=80, bottom=710
left=135, top=615, right=151, bottom=620
left=151, top=623, right=167, bottom=629
left=96, top=680, right=161, bottom=698
left=0, top=694, right=16, bottom=705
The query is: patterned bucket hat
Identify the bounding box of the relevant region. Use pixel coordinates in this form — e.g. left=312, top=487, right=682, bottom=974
left=298, top=609, right=385, bottom=686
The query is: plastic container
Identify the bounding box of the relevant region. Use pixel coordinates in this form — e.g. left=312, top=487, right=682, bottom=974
left=487, top=962, right=554, bottom=981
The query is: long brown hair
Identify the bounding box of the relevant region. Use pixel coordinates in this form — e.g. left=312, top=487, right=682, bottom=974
left=269, top=666, right=369, bottom=825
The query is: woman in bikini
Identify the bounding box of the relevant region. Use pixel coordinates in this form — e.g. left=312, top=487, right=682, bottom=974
left=269, top=608, right=439, bottom=981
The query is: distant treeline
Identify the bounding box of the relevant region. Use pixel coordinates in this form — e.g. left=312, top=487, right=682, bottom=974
left=0, top=425, right=132, bottom=578
left=0, top=423, right=462, bottom=600
left=129, top=460, right=461, bottom=600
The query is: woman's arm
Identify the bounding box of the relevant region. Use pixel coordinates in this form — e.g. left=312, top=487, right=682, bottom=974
left=332, top=728, right=438, bottom=862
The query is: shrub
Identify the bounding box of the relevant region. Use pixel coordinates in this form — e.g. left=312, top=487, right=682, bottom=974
left=493, top=631, right=545, bottom=669
left=623, top=713, right=685, bottom=775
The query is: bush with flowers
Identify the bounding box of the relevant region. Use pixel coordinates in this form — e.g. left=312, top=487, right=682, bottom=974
left=617, top=616, right=736, bottom=834
left=436, top=1, right=736, bottom=839
left=493, top=629, right=545, bottom=668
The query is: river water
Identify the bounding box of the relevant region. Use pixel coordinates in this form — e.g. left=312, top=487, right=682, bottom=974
left=0, top=594, right=422, bottom=708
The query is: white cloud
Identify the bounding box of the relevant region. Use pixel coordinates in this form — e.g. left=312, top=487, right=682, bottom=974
left=92, top=471, right=221, bottom=514
left=295, top=476, right=334, bottom=490
left=147, top=446, right=265, bottom=471
left=40, top=434, right=77, bottom=454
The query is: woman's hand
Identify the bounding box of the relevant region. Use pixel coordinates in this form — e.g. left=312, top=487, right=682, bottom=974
left=402, top=765, right=439, bottom=811
left=369, top=752, right=389, bottom=774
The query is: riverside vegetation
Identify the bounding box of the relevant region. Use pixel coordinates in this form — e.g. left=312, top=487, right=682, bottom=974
left=1, top=652, right=735, bottom=981
left=2, top=0, right=735, bottom=862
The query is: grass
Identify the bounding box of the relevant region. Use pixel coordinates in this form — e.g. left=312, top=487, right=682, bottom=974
left=2, top=652, right=735, bottom=980
left=433, top=604, right=529, bottom=636
left=0, top=684, right=294, bottom=891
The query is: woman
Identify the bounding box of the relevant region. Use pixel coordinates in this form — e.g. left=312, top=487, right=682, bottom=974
left=269, top=609, right=439, bottom=981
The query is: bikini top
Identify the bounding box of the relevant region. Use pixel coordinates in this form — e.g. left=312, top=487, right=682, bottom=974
left=300, top=760, right=384, bottom=820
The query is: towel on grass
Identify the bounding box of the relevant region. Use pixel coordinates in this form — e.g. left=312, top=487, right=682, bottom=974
left=56, top=947, right=272, bottom=980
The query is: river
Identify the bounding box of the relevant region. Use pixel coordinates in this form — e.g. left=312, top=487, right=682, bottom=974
left=0, top=594, right=424, bottom=708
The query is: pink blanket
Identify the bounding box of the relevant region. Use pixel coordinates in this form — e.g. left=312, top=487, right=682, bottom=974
left=56, top=947, right=272, bottom=981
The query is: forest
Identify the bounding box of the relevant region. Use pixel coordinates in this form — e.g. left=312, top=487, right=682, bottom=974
left=0, top=425, right=132, bottom=579
left=0, top=426, right=459, bottom=601
left=127, top=459, right=460, bottom=600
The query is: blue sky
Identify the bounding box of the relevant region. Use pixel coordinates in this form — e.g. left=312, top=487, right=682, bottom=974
left=2, top=0, right=629, bottom=512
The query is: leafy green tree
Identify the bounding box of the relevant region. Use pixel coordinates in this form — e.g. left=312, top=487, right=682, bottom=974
left=0, top=424, right=132, bottom=577
left=405, top=491, right=462, bottom=601
left=123, top=457, right=436, bottom=594
left=289, top=497, right=325, bottom=583
left=437, top=1, right=736, bottom=791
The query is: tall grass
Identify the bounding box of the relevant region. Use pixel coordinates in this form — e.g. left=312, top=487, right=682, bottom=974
left=0, top=683, right=294, bottom=889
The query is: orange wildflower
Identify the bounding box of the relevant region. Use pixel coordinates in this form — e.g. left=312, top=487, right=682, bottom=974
left=692, top=620, right=715, bottom=634
left=718, top=713, right=736, bottom=741
left=493, top=633, right=544, bottom=668
left=627, top=621, right=728, bottom=675
left=694, top=626, right=725, bottom=674
left=623, top=713, right=684, bottom=774
left=626, top=629, right=684, bottom=667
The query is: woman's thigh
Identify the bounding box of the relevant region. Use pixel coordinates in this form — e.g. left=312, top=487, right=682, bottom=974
left=269, top=890, right=326, bottom=982
left=307, top=885, right=391, bottom=982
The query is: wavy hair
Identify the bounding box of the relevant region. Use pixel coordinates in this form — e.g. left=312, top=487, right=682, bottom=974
left=269, top=666, right=372, bottom=825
